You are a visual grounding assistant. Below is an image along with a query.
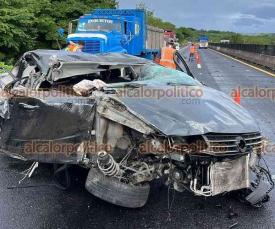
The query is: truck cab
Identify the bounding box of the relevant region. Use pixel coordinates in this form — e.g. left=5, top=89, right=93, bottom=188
left=198, top=35, right=209, bottom=49
left=66, top=9, right=162, bottom=59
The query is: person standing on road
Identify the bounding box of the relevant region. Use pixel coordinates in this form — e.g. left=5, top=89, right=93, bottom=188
left=159, top=42, right=176, bottom=69
left=189, top=43, right=196, bottom=62
left=65, top=41, right=84, bottom=52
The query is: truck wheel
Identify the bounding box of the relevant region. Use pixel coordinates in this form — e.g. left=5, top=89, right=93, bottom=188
left=85, top=167, right=150, bottom=208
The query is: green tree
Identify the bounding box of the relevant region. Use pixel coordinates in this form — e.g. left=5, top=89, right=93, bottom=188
left=230, top=33, right=244, bottom=44
left=136, top=2, right=175, bottom=31
left=176, top=27, right=197, bottom=42
left=0, top=0, right=117, bottom=64
left=0, top=0, right=36, bottom=63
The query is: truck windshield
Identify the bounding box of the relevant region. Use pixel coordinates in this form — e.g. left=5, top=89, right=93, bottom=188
left=77, top=19, right=122, bottom=32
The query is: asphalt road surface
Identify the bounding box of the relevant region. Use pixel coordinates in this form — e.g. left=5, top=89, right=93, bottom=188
left=0, top=48, right=275, bottom=229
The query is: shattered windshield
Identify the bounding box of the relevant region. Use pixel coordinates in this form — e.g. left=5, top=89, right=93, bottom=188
left=108, top=65, right=201, bottom=88
left=77, top=19, right=122, bottom=32
left=138, top=65, right=201, bottom=86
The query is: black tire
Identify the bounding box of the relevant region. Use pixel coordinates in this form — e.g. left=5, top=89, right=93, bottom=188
left=85, top=168, right=150, bottom=208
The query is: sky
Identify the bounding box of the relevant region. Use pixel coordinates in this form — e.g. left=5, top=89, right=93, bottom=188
left=118, top=0, right=275, bottom=33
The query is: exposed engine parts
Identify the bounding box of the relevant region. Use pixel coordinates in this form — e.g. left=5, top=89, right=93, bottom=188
left=96, top=150, right=155, bottom=184
left=92, top=140, right=273, bottom=208
left=190, top=167, right=212, bottom=197
left=97, top=151, right=122, bottom=177
left=244, top=161, right=274, bottom=207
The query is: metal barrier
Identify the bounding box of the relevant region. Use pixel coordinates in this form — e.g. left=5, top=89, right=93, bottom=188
left=209, top=43, right=275, bottom=71
left=210, top=43, right=275, bottom=56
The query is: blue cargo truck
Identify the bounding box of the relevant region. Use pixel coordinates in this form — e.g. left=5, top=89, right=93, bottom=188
left=66, top=9, right=164, bottom=60
left=198, top=35, right=209, bottom=49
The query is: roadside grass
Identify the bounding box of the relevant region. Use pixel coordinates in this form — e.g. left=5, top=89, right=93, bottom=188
left=0, top=62, right=13, bottom=74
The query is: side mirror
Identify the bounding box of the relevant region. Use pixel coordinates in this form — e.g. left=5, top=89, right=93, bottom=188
left=57, top=28, right=65, bottom=37
left=68, top=19, right=79, bottom=35
left=68, top=22, right=73, bottom=35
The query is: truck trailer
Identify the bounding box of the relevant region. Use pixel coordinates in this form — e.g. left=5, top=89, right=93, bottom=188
left=66, top=9, right=164, bottom=60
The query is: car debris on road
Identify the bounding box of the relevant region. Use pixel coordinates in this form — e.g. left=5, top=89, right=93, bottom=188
left=0, top=50, right=273, bottom=208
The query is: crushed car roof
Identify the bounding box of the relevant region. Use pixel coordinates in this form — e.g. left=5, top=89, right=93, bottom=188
left=24, top=49, right=152, bottom=75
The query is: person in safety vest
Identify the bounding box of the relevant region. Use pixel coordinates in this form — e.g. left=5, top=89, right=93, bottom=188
left=189, top=43, right=196, bottom=62
left=65, top=41, right=84, bottom=52
left=159, top=42, right=176, bottom=69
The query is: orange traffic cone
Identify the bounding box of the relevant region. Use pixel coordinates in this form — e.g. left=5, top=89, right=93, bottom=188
left=233, top=88, right=241, bottom=104
left=195, top=52, right=201, bottom=69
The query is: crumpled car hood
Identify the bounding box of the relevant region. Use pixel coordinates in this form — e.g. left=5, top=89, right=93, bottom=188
left=119, top=86, right=259, bottom=136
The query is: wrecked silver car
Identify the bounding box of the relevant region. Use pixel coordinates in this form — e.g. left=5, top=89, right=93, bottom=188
left=0, top=50, right=273, bottom=208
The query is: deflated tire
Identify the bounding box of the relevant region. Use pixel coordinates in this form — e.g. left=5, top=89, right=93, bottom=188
left=85, top=167, right=150, bottom=208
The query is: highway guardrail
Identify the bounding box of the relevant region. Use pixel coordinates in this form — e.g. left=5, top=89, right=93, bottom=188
left=209, top=43, right=275, bottom=71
